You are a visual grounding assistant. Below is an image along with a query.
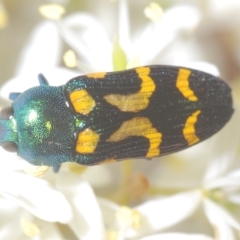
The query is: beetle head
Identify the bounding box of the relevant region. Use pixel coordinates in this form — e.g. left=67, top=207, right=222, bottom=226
left=0, top=106, right=18, bottom=153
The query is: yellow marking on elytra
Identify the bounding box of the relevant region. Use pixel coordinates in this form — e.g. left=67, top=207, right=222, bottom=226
left=136, top=67, right=156, bottom=93
left=70, top=89, right=96, bottom=115
left=176, top=68, right=198, bottom=101
left=104, top=67, right=155, bottom=112
left=76, top=128, right=100, bottom=154
left=107, top=117, right=162, bottom=158
left=86, top=72, right=107, bottom=78
left=183, top=110, right=201, bottom=145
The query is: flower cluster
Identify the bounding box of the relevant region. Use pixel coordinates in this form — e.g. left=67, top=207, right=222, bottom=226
left=0, top=0, right=240, bottom=239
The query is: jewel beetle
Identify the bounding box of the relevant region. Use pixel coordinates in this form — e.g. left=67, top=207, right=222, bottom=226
left=0, top=65, right=234, bottom=166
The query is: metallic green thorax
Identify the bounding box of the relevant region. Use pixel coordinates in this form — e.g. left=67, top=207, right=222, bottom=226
left=7, top=86, right=76, bottom=165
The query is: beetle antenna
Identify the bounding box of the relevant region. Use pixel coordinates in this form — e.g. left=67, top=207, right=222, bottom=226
left=38, top=73, right=49, bottom=86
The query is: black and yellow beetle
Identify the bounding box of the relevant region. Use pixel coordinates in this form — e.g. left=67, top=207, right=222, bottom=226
left=0, top=65, right=233, bottom=166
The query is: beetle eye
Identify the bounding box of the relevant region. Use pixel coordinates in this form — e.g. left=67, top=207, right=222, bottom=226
left=0, top=107, right=14, bottom=120
left=1, top=141, right=18, bottom=152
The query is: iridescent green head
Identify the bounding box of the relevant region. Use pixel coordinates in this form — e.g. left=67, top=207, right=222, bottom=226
left=0, top=76, right=75, bottom=166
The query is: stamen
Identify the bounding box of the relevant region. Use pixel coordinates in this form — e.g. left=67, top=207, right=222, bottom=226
left=144, top=2, right=163, bottom=22
left=63, top=50, right=77, bottom=68
left=21, top=218, right=40, bottom=237
left=38, top=4, right=66, bottom=20
left=25, top=166, right=49, bottom=177
left=68, top=163, right=88, bottom=175
left=116, top=206, right=142, bottom=229
left=0, top=3, right=8, bottom=29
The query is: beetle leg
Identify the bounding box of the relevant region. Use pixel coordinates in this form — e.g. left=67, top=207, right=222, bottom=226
left=53, top=164, right=61, bottom=173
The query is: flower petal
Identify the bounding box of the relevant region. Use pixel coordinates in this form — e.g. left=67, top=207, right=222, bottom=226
left=203, top=198, right=240, bottom=239
left=127, top=190, right=201, bottom=238
left=181, top=62, right=219, bottom=76
left=118, top=0, right=130, bottom=52
left=204, top=168, right=240, bottom=190
left=0, top=149, right=30, bottom=171
left=15, top=21, right=61, bottom=75
left=0, top=172, right=72, bottom=223
left=227, top=193, right=240, bottom=205
left=0, top=198, right=26, bottom=239
left=203, top=109, right=240, bottom=182
left=97, top=197, right=120, bottom=228
left=60, top=13, right=112, bottom=72
left=36, top=220, right=65, bottom=240
left=56, top=172, right=106, bottom=240
left=208, top=0, right=240, bottom=22
left=133, top=5, right=201, bottom=63
left=139, top=233, right=214, bottom=240
left=80, top=165, right=113, bottom=189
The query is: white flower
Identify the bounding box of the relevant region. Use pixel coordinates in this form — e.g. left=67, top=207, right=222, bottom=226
left=0, top=197, right=64, bottom=239
left=59, top=0, right=203, bottom=72
left=0, top=170, right=72, bottom=223
left=0, top=150, right=73, bottom=239
left=56, top=171, right=106, bottom=240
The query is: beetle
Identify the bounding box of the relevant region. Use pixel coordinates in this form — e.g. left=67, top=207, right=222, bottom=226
left=0, top=65, right=233, bottom=167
